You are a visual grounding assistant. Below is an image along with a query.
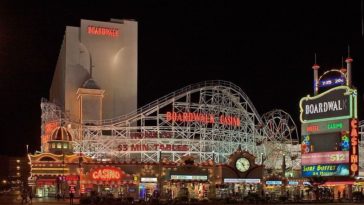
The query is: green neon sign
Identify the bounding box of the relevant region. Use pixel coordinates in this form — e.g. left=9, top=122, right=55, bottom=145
left=327, top=123, right=343, bottom=129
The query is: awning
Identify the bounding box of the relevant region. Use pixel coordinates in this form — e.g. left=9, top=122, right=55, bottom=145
left=323, top=181, right=355, bottom=185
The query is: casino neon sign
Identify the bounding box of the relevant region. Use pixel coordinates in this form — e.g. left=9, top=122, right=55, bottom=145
left=90, top=167, right=123, bottom=181
left=350, top=118, right=359, bottom=175
left=166, top=112, right=240, bottom=127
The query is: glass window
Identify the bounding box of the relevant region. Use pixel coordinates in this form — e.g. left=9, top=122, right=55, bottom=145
left=63, top=143, right=68, bottom=149
left=57, top=143, right=62, bottom=149
left=52, top=143, right=56, bottom=148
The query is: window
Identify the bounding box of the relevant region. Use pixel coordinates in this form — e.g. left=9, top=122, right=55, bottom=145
left=57, top=143, right=62, bottom=149
left=63, top=143, right=68, bottom=149
left=39, top=157, right=56, bottom=161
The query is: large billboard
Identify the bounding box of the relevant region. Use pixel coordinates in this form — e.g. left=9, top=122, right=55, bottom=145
left=299, top=86, right=357, bottom=123
left=300, top=86, right=358, bottom=177
left=302, top=164, right=350, bottom=177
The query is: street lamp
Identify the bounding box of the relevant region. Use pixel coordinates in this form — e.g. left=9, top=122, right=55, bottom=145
left=209, top=151, right=216, bottom=200
left=158, top=149, right=162, bottom=199
left=260, top=153, right=264, bottom=165
left=281, top=154, right=286, bottom=197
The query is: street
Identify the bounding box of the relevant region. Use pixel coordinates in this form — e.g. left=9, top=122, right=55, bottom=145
left=0, top=190, right=79, bottom=205
left=0, top=190, right=362, bottom=205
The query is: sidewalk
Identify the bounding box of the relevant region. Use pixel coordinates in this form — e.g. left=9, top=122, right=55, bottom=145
left=32, top=197, right=79, bottom=205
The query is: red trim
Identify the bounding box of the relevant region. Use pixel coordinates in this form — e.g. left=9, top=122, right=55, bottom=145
left=323, top=181, right=354, bottom=185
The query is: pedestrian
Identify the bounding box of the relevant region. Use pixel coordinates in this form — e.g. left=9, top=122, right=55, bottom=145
left=21, top=189, right=28, bottom=204
left=28, top=189, right=33, bottom=204
left=69, top=192, right=74, bottom=205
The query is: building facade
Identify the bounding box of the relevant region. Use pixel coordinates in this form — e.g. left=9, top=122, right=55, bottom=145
left=50, top=19, right=137, bottom=122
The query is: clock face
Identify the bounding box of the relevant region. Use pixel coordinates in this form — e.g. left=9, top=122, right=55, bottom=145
left=236, top=157, right=250, bottom=172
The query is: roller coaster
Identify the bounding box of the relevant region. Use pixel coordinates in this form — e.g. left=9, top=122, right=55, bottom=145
left=40, top=81, right=304, bottom=170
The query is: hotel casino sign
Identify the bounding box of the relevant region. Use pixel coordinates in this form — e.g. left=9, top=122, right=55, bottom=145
left=300, top=86, right=357, bottom=123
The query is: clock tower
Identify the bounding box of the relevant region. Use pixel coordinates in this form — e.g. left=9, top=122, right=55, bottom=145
left=227, top=145, right=262, bottom=178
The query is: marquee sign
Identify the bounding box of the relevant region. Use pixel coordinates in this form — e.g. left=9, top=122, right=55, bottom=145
left=90, top=167, right=124, bottom=181
left=319, top=77, right=345, bottom=88
left=266, top=181, right=282, bottom=185
left=301, top=151, right=349, bottom=165
left=223, top=178, right=261, bottom=184
left=166, top=112, right=241, bottom=127
left=117, top=144, right=188, bottom=152
left=301, top=132, right=349, bottom=154
left=141, top=177, right=157, bottom=183
left=299, top=86, right=357, bottom=123
left=318, top=70, right=346, bottom=90
left=170, top=175, right=208, bottom=180
left=350, top=119, right=359, bottom=176
left=302, top=164, right=350, bottom=177
left=301, top=119, right=349, bottom=135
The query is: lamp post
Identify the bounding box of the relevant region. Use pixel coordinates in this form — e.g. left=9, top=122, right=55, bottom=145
left=61, top=153, right=65, bottom=198
left=260, top=152, right=265, bottom=198
left=260, top=153, right=264, bottom=165
left=209, top=151, right=216, bottom=200
left=158, top=150, right=162, bottom=199
left=281, top=154, right=286, bottom=197
left=78, top=146, right=83, bottom=197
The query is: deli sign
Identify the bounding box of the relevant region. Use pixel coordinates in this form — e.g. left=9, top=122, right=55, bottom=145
left=300, top=86, right=356, bottom=123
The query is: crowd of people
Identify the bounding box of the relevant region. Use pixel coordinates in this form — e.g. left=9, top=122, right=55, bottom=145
left=20, top=188, right=33, bottom=204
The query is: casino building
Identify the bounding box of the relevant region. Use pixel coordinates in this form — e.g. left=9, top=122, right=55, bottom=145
left=29, top=18, right=364, bottom=202
left=29, top=19, right=273, bottom=200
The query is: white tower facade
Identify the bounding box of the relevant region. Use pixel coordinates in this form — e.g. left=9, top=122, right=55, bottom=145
left=50, top=19, right=138, bottom=121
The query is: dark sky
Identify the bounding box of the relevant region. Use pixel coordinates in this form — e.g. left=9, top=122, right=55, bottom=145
left=0, top=0, right=363, bottom=156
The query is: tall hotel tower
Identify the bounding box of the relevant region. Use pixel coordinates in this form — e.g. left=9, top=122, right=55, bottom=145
left=50, top=19, right=138, bottom=122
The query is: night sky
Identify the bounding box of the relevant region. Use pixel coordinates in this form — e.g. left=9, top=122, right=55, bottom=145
left=0, top=0, right=363, bottom=156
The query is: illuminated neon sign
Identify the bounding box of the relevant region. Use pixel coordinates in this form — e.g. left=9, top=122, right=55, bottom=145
left=328, top=122, right=343, bottom=129
left=65, top=175, right=79, bottom=181
left=301, top=120, right=349, bottom=135
left=318, top=70, right=346, bottom=91
left=141, top=177, right=157, bottom=182
left=166, top=112, right=240, bottom=127
left=319, top=77, right=345, bottom=88
left=299, top=86, right=357, bottom=123
left=266, top=181, right=282, bottom=185
left=224, top=178, right=261, bottom=183
left=350, top=119, right=359, bottom=176
left=301, top=132, right=349, bottom=154
left=90, top=167, right=123, bottom=181
left=306, top=125, right=319, bottom=132
left=87, top=26, right=119, bottom=37
left=302, top=164, right=349, bottom=177
left=301, top=151, right=349, bottom=165
left=170, top=175, right=207, bottom=180
left=118, top=144, right=188, bottom=152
